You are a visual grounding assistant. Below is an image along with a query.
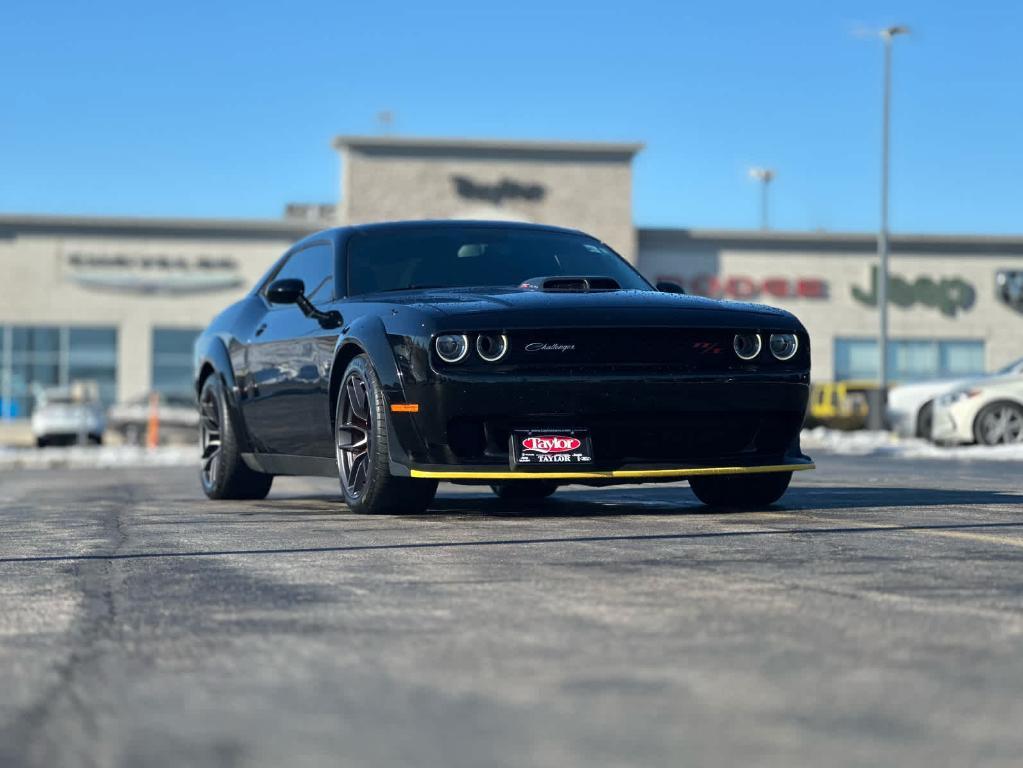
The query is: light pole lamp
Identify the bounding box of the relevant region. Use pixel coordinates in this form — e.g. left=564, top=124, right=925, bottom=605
left=748, top=167, right=775, bottom=230
left=874, top=25, right=909, bottom=429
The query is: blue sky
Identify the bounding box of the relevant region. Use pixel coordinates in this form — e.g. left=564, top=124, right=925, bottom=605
left=2, top=0, right=1020, bottom=233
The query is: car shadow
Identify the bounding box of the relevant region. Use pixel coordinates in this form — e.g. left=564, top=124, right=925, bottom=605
left=224, top=483, right=1023, bottom=520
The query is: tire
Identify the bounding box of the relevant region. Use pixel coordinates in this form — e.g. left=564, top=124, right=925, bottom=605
left=335, top=354, right=438, bottom=514
left=490, top=481, right=558, bottom=501
left=198, top=374, right=273, bottom=500
left=689, top=471, right=792, bottom=509
left=36, top=437, right=47, bottom=449
left=972, top=401, right=1023, bottom=445
left=89, top=434, right=103, bottom=445
left=915, top=400, right=934, bottom=439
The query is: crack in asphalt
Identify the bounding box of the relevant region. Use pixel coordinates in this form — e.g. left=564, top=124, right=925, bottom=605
left=0, top=520, right=1021, bottom=566
left=0, top=485, right=133, bottom=768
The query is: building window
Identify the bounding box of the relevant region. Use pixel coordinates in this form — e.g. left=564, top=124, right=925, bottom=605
left=152, top=328, right=201, bottom=399
left=834, top=338, right=986, bottom=382
left=0, top=325, right=118, bottom=419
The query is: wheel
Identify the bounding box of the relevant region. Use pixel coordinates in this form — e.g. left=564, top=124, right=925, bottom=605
left=689, top=472, right=792, bottom=508
left=36, top=437, right=48, bottom=449
left=973, top=401, right=1023, bottom=445
left=335, top=354, right=438, bottom=514
left=915, top=400, right=934, bottom=439
left=490, top=481, right=558, bottom=501
left=198, top=375, right=273, bottom=500
left=89, top=434, right=103, bottom=445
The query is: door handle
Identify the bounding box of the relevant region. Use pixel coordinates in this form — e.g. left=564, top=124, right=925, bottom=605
left=254, top=323, right=267, bottom=337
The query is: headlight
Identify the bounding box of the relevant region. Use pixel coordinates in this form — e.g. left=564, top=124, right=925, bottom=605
left=476, top=333, right=508, bottom=362
left=435, top=334, right=469, bottom=363
left=769, top=333, right=799, bottom=361
left=939, top=388, right=980, bottom=406
left=733, top=333, right=762, bottom=361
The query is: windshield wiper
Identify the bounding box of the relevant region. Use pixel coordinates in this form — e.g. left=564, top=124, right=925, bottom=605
left=377, top=284, right=445, bottom=292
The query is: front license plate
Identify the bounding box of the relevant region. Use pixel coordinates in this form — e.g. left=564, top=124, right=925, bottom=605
left=511, top=429, right=594, bottom=467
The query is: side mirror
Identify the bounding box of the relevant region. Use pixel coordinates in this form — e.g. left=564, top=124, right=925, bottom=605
left=266, top=278, right=305, bottom=305
left=656, top=280, right=685, bottom=295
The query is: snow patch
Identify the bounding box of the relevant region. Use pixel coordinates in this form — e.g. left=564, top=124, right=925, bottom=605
left=0, top=444, right=196, bottom=471
left=801, top=427, right=1023, bottom=461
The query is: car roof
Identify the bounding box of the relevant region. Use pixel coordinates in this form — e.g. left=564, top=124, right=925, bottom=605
left=290, top=219, right=591, bottom=251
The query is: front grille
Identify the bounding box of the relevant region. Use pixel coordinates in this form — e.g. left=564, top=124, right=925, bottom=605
left=446, top=411, right=802, bottom=464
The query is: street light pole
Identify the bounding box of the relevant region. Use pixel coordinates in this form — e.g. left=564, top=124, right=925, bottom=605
left=748, top=167, right=775, bottom=230
left=874, top=25, right=909, bottom=429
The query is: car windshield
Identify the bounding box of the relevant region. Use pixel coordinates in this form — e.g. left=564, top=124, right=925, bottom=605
left=346, top=226, right=652, bottom=296
left=995, top=356, right=1023, bottom=375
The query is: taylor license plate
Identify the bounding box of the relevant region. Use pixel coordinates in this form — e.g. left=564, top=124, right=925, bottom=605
left=511, top=429, right=594, bottom=467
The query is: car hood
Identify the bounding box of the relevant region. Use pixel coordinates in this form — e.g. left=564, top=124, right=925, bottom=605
left=362, top=287, right=799, bottom=329
left=887, top=378, right=967, bottom=409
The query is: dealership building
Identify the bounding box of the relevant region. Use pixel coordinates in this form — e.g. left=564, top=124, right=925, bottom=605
left=2, top=134, right=1022, bottom=427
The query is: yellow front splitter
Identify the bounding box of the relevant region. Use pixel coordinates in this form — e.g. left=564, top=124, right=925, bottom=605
left=410, top=462, right=815, bottom=481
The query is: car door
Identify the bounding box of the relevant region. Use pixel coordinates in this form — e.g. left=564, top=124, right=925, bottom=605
left=242, top=242, right=340, bottom=457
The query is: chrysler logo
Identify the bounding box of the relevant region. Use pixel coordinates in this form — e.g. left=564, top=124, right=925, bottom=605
left=525, top=343, right=575, bottom=352
left=996, top=270, right=1023, bottom=313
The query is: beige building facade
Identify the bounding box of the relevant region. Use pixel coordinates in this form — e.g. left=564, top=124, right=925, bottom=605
left=1, top=134, right=1022, bottom=428
left=336, top=136, right=641, bottom=262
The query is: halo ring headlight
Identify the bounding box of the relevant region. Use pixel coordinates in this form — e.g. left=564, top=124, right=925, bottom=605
left=476, top=333, right=509, bottom=362
left=733, top=333, right=762, bottom=361
left=435, top=334, right=469, bottom=363
left=769, top=333, right=799, bottom=361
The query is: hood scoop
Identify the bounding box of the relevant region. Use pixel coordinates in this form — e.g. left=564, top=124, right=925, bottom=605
left=519, top=275, right=622, bottom=293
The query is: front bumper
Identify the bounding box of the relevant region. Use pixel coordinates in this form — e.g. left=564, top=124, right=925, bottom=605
left=408, top=459, right=815, bottom=482
left=388, top=371, right=811, bottom=477
left=930, top=402, right=972, bottom=444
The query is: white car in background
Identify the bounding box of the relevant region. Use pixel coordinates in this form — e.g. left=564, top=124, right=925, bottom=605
left=931, top=375, right=1023, bottom=446
left=886, top=356, right=1023, bottom=438
left=31, top=385, right=105, bottom=447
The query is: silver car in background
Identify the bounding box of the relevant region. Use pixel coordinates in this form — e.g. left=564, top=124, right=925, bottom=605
left=31, top=384, right=105, bottom=447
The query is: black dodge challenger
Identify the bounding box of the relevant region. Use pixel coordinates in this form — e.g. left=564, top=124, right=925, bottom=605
left=194, top=220, right=813, bottom=513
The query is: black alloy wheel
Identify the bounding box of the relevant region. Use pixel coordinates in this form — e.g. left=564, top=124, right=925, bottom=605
left=336, top=371, right=371, bottom=498
left=199, top=384, right=222, bottom=489
left=198, top=375, right=273, bottom=500
left=335, top=355, right=438, bottom=514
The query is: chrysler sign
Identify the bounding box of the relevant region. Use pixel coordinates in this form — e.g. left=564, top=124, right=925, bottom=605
left=65, top=252, right=244, bottom=295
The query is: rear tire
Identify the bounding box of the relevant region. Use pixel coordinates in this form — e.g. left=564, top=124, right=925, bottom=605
left=490, top=481, right=558, bottom=501
left=198, top=375, right=273, bottom=500
left=335, top=355, right=438, bottom=514
left=689, top=472, right=792, bottom=508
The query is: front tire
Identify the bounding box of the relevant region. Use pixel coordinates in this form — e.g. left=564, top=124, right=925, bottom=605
left=916, top=400, right=934, bottom=439
left=198, top=375, right=273, bottom=500
left=335, top=355, right=437, bottom=514
left=973, top=401, right=1023, bottom=445
left=490, top=481, right=558, bottom=501
left=689, top=471, right=792, bottom=508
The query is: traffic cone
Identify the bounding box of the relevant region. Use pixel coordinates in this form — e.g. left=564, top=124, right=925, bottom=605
left=146, top=392, right=160, bottom=449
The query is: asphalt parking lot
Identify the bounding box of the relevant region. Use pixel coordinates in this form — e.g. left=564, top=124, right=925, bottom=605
left=1, top=454, right=1022, bottom=767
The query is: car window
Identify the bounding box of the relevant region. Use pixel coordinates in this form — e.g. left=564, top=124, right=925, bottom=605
left=346, top=227, right=651, bottom=296
left=266, top=244, right=334, bottom=304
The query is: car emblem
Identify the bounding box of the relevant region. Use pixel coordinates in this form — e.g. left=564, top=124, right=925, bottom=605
left=996, top=270, right=1023, bottom=313
left=521, top=436, right=581, bottom=453
left=524, top=342, right=575, bottom=352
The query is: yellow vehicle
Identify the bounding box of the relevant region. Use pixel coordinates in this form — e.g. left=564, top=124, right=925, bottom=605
left=805, top=380, right=883, bottom=431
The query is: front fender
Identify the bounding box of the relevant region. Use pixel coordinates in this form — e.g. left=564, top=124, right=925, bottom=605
left=194, top=332, right=255, bottom=453
left=329, top=315, right=429, bottom=471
